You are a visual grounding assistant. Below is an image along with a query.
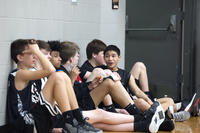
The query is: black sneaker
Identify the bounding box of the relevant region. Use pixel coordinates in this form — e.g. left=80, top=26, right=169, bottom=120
left=62, top=118, right=103, bottom=133
left=78, top=117, right=103, bottom=133
left=144, top=101, right=160, bottom=118
left=159, top=118, right=175, bottom=131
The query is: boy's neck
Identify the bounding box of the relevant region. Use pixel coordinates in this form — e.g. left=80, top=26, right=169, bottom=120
left=62, top=62, right=72, bottom=72
left=109, top=66, right=118, bottom=72
left=17, top=62, right=31, bottom=70
left=88, top=59, right=98, bottom=67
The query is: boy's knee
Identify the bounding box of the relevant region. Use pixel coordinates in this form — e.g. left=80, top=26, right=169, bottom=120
left=50, top=72, right=66, bottom=82
left=167, top=98, right=174, bottom=105
left=134, top=62, right=146, bottom=71
left=103, top=78, right=115, bottom=88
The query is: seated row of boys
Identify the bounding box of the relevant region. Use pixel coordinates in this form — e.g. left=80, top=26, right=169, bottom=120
left=1, top=38, right=190, bottom=133
left=4, top=39, right=166, bottom=133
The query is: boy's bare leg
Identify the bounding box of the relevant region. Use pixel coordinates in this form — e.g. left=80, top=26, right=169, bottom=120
left=157, top=98, right=175, bottom=111
left=60, top=72, right=80, bottom=109
left=134, top=97, right=172, bottom=112
left=102, top=95, right=113, bottom=106
left=42, top=72, right=72, bottom=112
left=134, top=98, right=151, bottom=112
left=86, top=68, right=115, bottom=107
left=90, top=79, right=134, bottom=108
left=83, top=109, right=133, bottom=125
left=93, top=123, right=134, bottom=132
left=83, top=109, right=134, bottom=131
left=130, top=62, right=149, bottom=92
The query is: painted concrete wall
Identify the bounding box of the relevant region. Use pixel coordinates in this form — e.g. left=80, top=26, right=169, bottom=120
left=0, top=0, right=126, bottom=125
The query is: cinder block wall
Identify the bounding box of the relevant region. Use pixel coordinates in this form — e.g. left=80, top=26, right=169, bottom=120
left=0, top=0, right=125, bottom=125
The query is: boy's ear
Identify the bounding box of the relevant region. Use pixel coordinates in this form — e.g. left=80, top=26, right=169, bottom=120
left=17, top=54, right=23, bottom=62
left=92, top=53, right=96, bottom=58
left=118, top=55, right=121, bottom=61
left=69, top=57, right=73, bottom=63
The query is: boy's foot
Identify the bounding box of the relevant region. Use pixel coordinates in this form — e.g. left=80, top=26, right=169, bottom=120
left=62, top=118, right=103, bottom=133
left=148, top=102, right=165, bottom=133
left=184, top=88, right=200, bottom=113
left=173, top=111, right=190, bottom=122
left=159, top=118, right=175, bottom=131
left=144, top=101, right=160, bottom=117
left=79, top=118, right=103, bottom=133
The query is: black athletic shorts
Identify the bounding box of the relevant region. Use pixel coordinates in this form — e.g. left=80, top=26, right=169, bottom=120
left=78, top=94, right=96, bottom=110
left=30, top=93, right=61, bottom=133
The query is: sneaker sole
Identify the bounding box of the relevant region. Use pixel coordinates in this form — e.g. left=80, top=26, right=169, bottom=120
left=149, top=103, right=165, bottom=133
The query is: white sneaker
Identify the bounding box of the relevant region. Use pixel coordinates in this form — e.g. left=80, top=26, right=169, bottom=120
left=149, top=102, right=165, bottom=133
left=173, top=111, right=190, bottom=122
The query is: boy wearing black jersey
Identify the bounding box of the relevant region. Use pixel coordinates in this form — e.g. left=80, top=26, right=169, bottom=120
left=5, top=39, right=101, bottom=133
left=103, top=45, right=191, bottom=124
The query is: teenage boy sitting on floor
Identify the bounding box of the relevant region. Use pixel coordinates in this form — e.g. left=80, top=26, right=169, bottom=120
left=5, top=39, right=101, bottom=133
left=101, top=45, right=190, bottom=122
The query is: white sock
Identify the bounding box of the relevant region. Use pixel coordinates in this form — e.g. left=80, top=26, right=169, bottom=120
left=167, top=106, right=174, bottom=118
left=175, top=102, right=182, bottom=111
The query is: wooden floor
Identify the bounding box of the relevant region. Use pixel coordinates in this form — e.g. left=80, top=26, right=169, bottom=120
left=104, top=116, right=200, bottom=133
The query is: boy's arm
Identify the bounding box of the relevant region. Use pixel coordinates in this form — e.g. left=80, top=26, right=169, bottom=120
left=128, top=75, right=153, bottom=105
left=69, top=66, right=80, bottom=85
left=17, top=43, right=55, bottom=82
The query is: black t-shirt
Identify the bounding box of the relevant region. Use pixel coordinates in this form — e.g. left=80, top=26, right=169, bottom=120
left=80, top=60, right=94, bottom=82
left=81, top=60, right=94, bottom=73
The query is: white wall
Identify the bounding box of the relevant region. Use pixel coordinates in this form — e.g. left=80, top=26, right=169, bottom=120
left=0, top=0, right=125, bottom=125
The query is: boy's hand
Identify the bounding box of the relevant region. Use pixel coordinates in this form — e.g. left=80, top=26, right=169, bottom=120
left=22, top=42, right=40, bottom=55
left=88, top=76, right=102, bottom=90
left=69, top=66, right=80, bottom=82
left=111, top=72, right=121, bottom=81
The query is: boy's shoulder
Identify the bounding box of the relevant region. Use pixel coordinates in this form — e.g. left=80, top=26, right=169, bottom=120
left=9, top=69, right=18, bottom=77
left=80, top=60, right=94, bottom=72
left=57, top=65, right=69, bottom=75
left=117, top=68, right=130, bottom=78
left=96, top=65, right=108, bottom=70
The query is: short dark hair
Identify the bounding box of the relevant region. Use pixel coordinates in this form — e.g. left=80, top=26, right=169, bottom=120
left=47, top=40, right=62, bottom=52
left=86, top=39, right=106, bottom=60
left=36, top=40, right=51, bottom=51
left=60, top=41, right=80, bottom=64
left=104, top=45, right=120, bottom=56
left=11, top=39, right=35, bottom=63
